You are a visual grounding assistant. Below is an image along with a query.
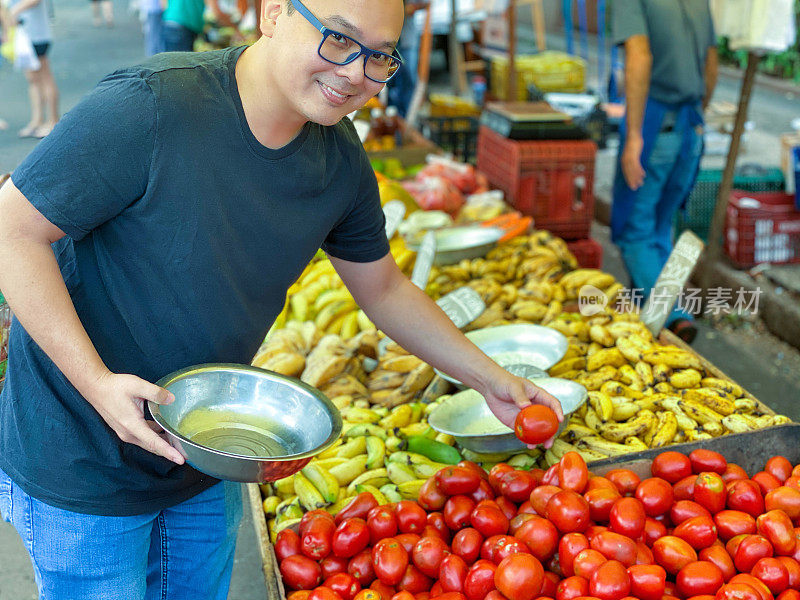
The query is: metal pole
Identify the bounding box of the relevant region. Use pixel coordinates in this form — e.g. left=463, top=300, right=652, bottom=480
left=448, top=0, right=461, bottom=93
left=507, top=0, right=517, bottom=101
left=705, top=51, right=759, bottom=287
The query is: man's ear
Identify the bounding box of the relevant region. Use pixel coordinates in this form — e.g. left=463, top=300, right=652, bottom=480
left=260, top=0, right=283, bottom=37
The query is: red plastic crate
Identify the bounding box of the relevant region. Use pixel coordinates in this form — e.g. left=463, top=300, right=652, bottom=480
left=567, top=238, right=603, bottom=269
left=477, top=126, right=596, bottom=240
left=725, top=191, right=800, bottom=267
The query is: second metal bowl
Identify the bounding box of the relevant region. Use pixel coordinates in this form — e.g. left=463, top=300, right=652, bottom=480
left=148, top=364, right=342, bottom=483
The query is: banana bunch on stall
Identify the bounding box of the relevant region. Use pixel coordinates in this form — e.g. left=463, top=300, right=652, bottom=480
left=271, top=238, right=415, bottom=339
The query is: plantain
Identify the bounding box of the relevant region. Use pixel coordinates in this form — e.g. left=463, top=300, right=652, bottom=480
left=611, top=397, right=640, bottom=421
left=578, top=436, right=632, bottom=456
left=642, top=349, right=703, bottom=370
left=600, top=380, right=644, bottom=400
left=587, top=348, right=627, bottom=371
left=588, top=391, right=614, bottom=422
left=677, top=398, right=724, bottom=425
left=635, top=361, right=656, bottom=387
left=701, top=377, right=744, bottom=398
left=561, top=423, right=596, bottom=443
left=647, top=411, right=679, bottom=448
left=668, top=369, right=703, bottom=389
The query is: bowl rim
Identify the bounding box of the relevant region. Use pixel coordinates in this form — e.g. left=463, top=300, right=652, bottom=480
left=148, top=363, right=343, bottom=462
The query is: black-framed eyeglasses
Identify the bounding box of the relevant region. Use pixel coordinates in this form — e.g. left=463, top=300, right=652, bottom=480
left=291, top=0, right=403, bottom=83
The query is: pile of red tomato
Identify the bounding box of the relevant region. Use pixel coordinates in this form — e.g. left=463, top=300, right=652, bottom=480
left=276, top=448, right=800, bottom=600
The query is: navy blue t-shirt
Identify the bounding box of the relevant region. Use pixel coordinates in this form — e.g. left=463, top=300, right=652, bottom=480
left=0, top=47, right=389, bottom=516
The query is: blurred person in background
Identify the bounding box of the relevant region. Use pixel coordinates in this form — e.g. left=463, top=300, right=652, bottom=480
left=611, top=0, right=718, bottom=344
left=161, top=0, right=240, bottom=52
left=142, top=0, right=165, bottom=54
left=386, top=0, right=426, bottom=117
left=90, top=0, right=114, bottom=27
left=6, top=0, right=59, bottom=138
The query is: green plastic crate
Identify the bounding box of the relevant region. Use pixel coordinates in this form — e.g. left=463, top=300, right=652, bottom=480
left=675, top=166, right=785, bottom=242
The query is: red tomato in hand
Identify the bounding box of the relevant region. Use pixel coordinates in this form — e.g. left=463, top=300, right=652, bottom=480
left=590, top=560, right=631, bottom=600
left=652, top=535, right=698, bottom=574
left=281, top=555, right=323, bottom=590
left=652, top=452, right=693, bottom=484
left=411, top=536, right=449, bottom=579
left=495, top=553, right=544, bottom=600
left=627, top=564, right=666, bottom=600
left=609, top=497, right=646, bottom=539
left=372, top=538, right=409, bottom=586
left=636, top=478, right=674, bottom=517
left=546, top=490, right=591, bottom=533
left=677, top=560, right=724, bottom=597
left=514, top=405, right=559, bottom=445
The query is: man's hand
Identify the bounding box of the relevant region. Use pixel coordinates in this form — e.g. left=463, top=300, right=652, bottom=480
left=481, top=373, right=564, bottom=449
left=86, top=371, right=186, bottom=464
left=621, top=133, right=646, bottom=190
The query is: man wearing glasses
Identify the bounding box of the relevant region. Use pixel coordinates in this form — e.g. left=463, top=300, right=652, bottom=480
left=0, top=0, right=561, bottom=597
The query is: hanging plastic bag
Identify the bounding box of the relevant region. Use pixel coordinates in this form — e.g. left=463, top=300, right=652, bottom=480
left=7, top=26, right=41, bottom=72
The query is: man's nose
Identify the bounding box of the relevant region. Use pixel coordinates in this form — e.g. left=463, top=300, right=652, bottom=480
left=334, top=55, right=367, bottom=85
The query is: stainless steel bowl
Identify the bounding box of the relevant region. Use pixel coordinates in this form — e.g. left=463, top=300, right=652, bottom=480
left=148, top=364, right=342, bottom=483
left=407, top=226, right=505, bottom=266
left=435, top=324, right=569, bottom=388
left=428, top=377, right=588, bottom=453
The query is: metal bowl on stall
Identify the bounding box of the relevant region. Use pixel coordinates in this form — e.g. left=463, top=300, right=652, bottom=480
left=435, top=323, right=569, bottom=388
left=427, top=377, right=588, bottom=453
left=148, top=364, right=342, bottom=483
left=406, top=225, right=505, bottom=266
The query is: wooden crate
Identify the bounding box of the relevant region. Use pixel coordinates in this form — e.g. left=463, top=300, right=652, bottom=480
left=247, top=329, right=784, bottom=598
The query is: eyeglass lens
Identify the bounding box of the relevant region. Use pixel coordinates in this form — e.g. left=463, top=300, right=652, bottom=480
left=319, top=33, right=400, bottom=82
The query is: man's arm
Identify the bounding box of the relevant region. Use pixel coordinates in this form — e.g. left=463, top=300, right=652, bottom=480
left=7, top=0, right=41, bottom=21
left=703, top=46, right=718, bottom=111
left=0, top=180, right=184, bottom=464
left=329, top=253, right=564, bottom=443
left=621, top=34, right=652, bottom=191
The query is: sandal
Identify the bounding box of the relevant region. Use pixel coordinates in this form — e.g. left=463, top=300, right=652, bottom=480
left=18, top=125, right=40, bottom=138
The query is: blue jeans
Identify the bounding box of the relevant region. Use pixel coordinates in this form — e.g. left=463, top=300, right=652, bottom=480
left=612, top=123, right=704, bottom=326
left=0, top=468, right=242, bottom=600
left=162, top=21, right=197, bottom=52
left=144, top=10, right=165, bottom=56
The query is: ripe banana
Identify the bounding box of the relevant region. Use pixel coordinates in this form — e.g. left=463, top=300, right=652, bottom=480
left=667, top=369, right=702, bottom=389
left=642, top=349, right=703, bottom=370
left=294, top=472, right=328, bottom=510
left=386, top=461, right=418, bottom=485
left=682, top=388, right=735, bottom=416
left=677, top=398, right=724, bottom=425
left=347, top=469, right=390, bottom=494
left=646, top=411, right=678, bottom=448
left=343, top=424, right=388, bottom=439
left=599, top=409, right=656, bottom=442
left=587, top=348, right=627, bottom=371
left=397, top=479, right=427, bottom=500
left=588, top=391, right=614, bottom=422
left=611, top=397, right=640, bottom=421
left=334, top=436, right=368, bottom=458
left=701, top=377, right=744, bottom=398
left=355, top=484, right=388, bottom=505
left=578, top=436, right=631, bottom=456
left=600, top=381, right=643, bottom=400
left=328, top=455, right=369, bottom=486
left=301, top=463, right=340, bottom=504
left=379, top=404, right=413, bottom=429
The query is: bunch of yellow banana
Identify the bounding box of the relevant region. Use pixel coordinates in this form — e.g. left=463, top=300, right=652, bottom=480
left=273, top=238, right=415, bottom=340
left=540, top=311, right=792, bottom=467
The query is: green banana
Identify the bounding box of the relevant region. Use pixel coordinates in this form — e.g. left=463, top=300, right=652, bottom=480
left=406, top=435, right=462, bottom=464
left=301, top=463, right=340, bottom=503
left=379, top=483, right=403, bottom=503
left=385, top=436, right=406, bottom=453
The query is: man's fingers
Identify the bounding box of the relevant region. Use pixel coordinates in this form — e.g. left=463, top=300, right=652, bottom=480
left=129, top=420, right=184, bottom=464
left=525, top=381, right=564, bottom=420
left=131, top=379, right=174, bottom=406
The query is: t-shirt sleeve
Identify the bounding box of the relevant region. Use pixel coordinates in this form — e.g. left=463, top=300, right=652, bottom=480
left=11, top=70, right=156, bottom=241
left=612, top=0, right=647, bottom=47
left=321, top=136, right=390, bottom=263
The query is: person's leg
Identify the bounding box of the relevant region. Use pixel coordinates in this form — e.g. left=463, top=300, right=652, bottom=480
left=0, top=467, right=154, bottom=600
left=19, top=67, right=44, bottom=137
left=34, top=55, right=59, bottom=137
left=162, top=21, right=197, bottom=52
left=614, top=129, right=683, bottom=301
left=145, top=481, right=242, bottom=600
left=91, top=0, right=102, bottom=26
left=144, top=10, right=165, bottom=55
left=101, top=0, right=114, bottom=26
left=655, top=126, right=704, bottom=328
